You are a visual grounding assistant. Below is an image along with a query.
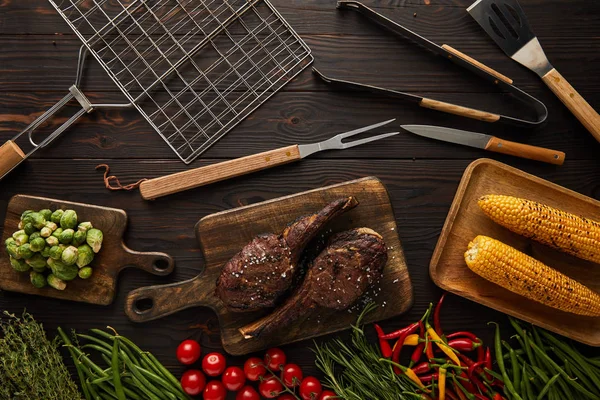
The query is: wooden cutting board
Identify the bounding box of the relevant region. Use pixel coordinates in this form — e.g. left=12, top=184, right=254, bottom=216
left=0, top=195, right=175, bottom=305
left=430, top=159, right=600, bottom=346
left=125, top=177, right=413, bottom=355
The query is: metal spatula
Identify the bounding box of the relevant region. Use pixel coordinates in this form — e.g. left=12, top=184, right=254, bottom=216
left=468, top=0, right=600, bottom=143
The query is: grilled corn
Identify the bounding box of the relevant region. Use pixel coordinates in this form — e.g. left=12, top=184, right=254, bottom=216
left=465, top=235, right=600, bottom=316
left=478, top=194, right=600, bottom=264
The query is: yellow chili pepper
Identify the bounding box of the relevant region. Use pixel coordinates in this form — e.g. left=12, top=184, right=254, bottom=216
left=403, top=334, right=420, bottom=346
left=439, top=367, right=446, bottom=400
left=426, top=326, right=461, bottom=366
left=405, top=367, right=428, bottom=391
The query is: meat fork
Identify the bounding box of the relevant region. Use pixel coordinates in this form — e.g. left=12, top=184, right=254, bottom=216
left=139, top=119, right=398, bottom=200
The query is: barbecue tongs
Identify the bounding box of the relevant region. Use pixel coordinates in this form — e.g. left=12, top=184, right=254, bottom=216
left=315, top=1, right=547, bottom=127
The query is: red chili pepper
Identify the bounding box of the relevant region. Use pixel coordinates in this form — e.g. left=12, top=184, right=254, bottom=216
left=470, top=373, right=488, bottom=394
left=445, top=388, right=460, bottom=400
left=409, top=321, right=426, bottom=367
left=473, top=394, right=488, bottom=400
left=493, top=393, right=502, bottom=400
left=468, top=361, right=486, bottom=379
left=447, top=338, right=482, bottom=352
left=391, top=324, right=419, bottom=374
left=412, top=361, right=431, bottom=375
left=476, top=340, right=484, bottom=363
left=417, top=372, right=438, bottom=383
left=446, top=331, right=479, bottom=342
left=433, top=293, right=447, bottom=336
left=374, top=324, right=393, bottom=358
left=380, top=322, right=419, bottom=340
left=458, top=371, right=477, bottom=394
left=458, top=353, right=475, bottom=367
left=425, top=337, right=434, bottom=360
left=484, top=347, right=492, bottom=381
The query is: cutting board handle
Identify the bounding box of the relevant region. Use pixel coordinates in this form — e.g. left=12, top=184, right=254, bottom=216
left=124, top=275, right=218, bottom=322
left=119, top=245, right=175, bottom=276
left=542, top=68, right=600, bottom=143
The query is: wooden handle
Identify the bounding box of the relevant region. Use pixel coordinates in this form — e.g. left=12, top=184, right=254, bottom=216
left=420, top=98, right=501, bottom=123
left=0, top=140, right=25, bottom=179
left=485, top=137, right=565, bottom=165
left=542, top=68, right=600, bottom=143
left=124, top=276, right=219, bottom=323
left=140, top=145, right=301, bottom=200
left=119, top=244, right=175, bottom=276
left=442, top=44, right=513, bottom=85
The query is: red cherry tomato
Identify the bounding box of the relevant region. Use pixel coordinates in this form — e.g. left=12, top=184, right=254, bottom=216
left=204, top=380, right=227, bottom=400
left=259, top=375, right=283, bottom=398
left=202, top=352, right=227, bottom=377
left=264, top=348, right=287, bottom=371
left=282, top=363, right=303, bottom=387
left=278, top=395, right=296, bottom=400
left=180, top=369, right=206, bottom=396
left=318, top=390, right=338, bottom=400
left=299, top=376, right=322, bottom=400
left=176, top=339, right=201, bottom=365
left=222, top=366, right=246, bottom=391
left=236, top=385, right=260, bottom=400
left=243, top=357, right=266, bottom=381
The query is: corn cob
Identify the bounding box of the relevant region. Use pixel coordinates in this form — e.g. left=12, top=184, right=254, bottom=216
left=478, top=194, right=600, bottom=264
left=464, top=235, right=600, bottom=317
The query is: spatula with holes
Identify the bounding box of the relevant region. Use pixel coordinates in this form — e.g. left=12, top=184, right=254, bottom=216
left=468, top=0, right=600, bottom=143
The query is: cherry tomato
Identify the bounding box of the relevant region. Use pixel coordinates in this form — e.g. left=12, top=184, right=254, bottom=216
left=180, top=369, right=206, bottom=396
left=299, top=376, right=322, bottom=400
left=282, top=363, right=303, bottom=387
left=222, top=366, right=246, bottom=391
left=278, top=395, right=296, bottom=400
left=318, top=390, right=338, bottom=400
left=264, top=348, right=287, bottom=371
left=243, top=357, right=266, bottom=381
left=204, top=380, right=227, bottom=400
left=176, top=339, right=201, bottom=365
left=202, top=352, right=227, bottom=377
left=259, top=375, right=283, bottom=399
left=236, top=385, right=260, bottom=400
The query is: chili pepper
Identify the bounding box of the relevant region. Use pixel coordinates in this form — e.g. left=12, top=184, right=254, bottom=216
left=472, top=395, right=487, bottom=400
left=418, top=372, right=439, bottom=384
left=391, top=323, right=419, bottom=374
left=433, top=292, right=447, bottom=336
left=374, top=324, right=393, bottom=358
left=412, top=361, right=431, bottom=375
left=467, top=361, right=485, bottom=379
left=447, top=338, right=482, bottom=352
left=405, top=367, right=428, bottom=390
left=445, top=388, right=460, bottom=400
left=470, top=373, right=488, bottom=395
left=425, top=332, right=435, bottom=360
left=454, top=388, right=468, bottom=400
left=446, top=331, right=479, bottom=342
left=458, top=371, right=478, bottom=394
left=410, top=321, right=426, bottom=368
left=380, top=322, right=419, bottom=340
left=404, top=334, right=420, bottom=346
left=476, top=341, right=484, bottom=364
left=439, top=367, right=447, bottom=400
left=451, top=374, right=475, bottom=400
left=458, top=354, right=476, bottom=367
left=493, top=394, right=502, bottom=400
left=427, top=324, right=461, bottom=366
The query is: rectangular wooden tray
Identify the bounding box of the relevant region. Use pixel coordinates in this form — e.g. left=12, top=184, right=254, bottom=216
left=430, top=159, right=600, bottom=346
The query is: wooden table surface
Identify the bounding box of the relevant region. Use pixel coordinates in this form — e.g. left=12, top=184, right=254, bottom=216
left=1, top=0, right=600, bottom=395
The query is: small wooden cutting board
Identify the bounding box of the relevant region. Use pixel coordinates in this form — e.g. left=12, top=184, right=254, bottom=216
left=431, top=159, right=600, bottom=346
left=0, top=195, right=174, bottom=305
left=125, top=177, right=413, bottom=355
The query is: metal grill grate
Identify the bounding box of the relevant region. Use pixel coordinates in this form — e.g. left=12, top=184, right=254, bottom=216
left=48, top=0, right=313, bottom=162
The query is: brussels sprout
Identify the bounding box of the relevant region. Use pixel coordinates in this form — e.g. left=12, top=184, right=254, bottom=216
left=18, top=221, right=23, bottom=230
left=46, top=236, right=59, bottom=247
left=40, top=245, right=51, bottom=258
left=28, top=212, right=46, bottom=229
left=24, top=222, right=36, bottom=235
left=20, top=210, right=34, bottom=222
left=59, top=229, right=74, bottom=244
left=17, top=243, right=33, bottom=259
left=29, top=237, right=46, bottom=252
left=10, top=256, right=30, bottom=272
left=78, top=267, right=93, bottom=279
left=48, top=258, right=78, bottom=281
left=51, top=209, right=64, bottom=224
left=47, top=274, right=66, bottom=291
left=49, top=245, right=65, bottom=260
left=60, top=210, right=78, bottom=229
left=45, top=221, right=58, bottom=232
left=72, top=230, right=86, bottom=247
left=30, top=271, right=47, bottom=288
left=78, top=221, right=93, bottom=233
left=86, top=229, right=103, bottom=253
left=6, top=242, right=20, bottom=259
left=15, top=234, right=29, bottom=246
left=40, top=227, right=52, bottom=238
left=76, top=244, right=94, bottom=268
left=5, top=237, right=15, bottom=246
left=39, top=209, right=52, bottom=221
left=26, top=253, right=47, bottom=269
left=52, top=227, right=64, bottom=238
left=31, top=263, right=47, bottom=273
left=12, top=230, right=25, bottom=239
left=61, top=246, right=78, bottom=266
left=29, top=232, right=41, bottom=241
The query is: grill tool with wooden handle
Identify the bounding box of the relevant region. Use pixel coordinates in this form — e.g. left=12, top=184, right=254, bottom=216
left=468, top=0, right=600, bottom=143
left=139, top=119, right=398, bottom=200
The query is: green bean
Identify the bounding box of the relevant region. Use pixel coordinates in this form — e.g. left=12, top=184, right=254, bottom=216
left=146, top=352, right=187, bottom=395
left=78, top=333, right=113, bottom=350
left=112, top=336, right=125, bottom=400
left=82, top=343, right=112, bottom=358
left=509, top=347, right=521, bottom=391
left=57, top=327, right=92, bottom=400
left=521, top=330, right=536, bottom=367
left=121, top=350, right=170, bottom=400
left=129, top=375, right=163, bottom=400
left=490, top=322, right=522, bottom=400
left=101, top=353, right=112, bottom=367
left=523, top=366, right=535, bottom=400
left=87, top=380, right=102, bottom=400
left=133, top=364, right=184, bottom=400
left=563, top=358, right=599, bottom=396
left=484, top=368, right=504, bottom=381
left=537, top=373, right=560, bottom=400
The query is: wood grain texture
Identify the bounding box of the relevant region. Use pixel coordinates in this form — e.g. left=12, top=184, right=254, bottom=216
left=0, top=140, right=25, bottom=178
left=140, top=145, right=301, bottom=200
left=441, top=44, right=513, bottom=85
left=126, top=177, right=413, bottom=355
left=420, top=98, right=500, bottom=122
left=0, top=195, right=175, bottom=305
left=485, top=137, right=565, bottom=165
left=542, top=68, right=600, bottom=143
left=430, top=159, right=600, bottom=346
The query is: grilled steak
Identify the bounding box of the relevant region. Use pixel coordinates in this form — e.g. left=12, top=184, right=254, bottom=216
left=239, top=227, right=387, bottom=338
left=215, top=197, right=359, bottom=312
